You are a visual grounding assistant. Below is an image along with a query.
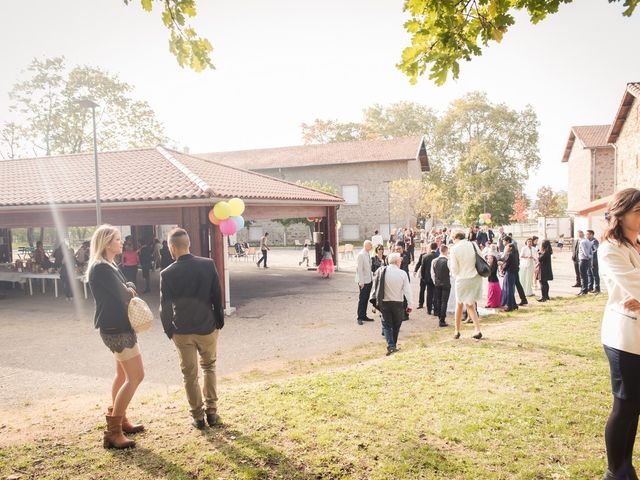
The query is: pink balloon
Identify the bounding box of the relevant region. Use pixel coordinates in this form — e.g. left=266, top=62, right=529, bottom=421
left=219, top=218, right=237, bottom=236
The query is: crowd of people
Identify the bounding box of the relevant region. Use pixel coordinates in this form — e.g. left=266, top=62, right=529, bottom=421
left=29, top=235, right=173, bottom=300
left=355, top=225, right=556, bottom=356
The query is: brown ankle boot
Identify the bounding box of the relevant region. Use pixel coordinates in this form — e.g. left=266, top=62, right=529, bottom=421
left=108, top=407, right=144, bottom=434
left=103, top=415, right=136, bottom=449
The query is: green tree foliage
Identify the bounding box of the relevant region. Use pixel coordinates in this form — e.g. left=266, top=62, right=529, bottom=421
left=398, top=0, right=638, bottom=85
left=124, top=0, right=214, bottom=72
left=301, top=94, right=540, bottom=227
left=535, top=185, right=567, bottom=217
left=434, top=92, right=539, bottom=226
left=6, top=57, right=167, bottom=157
left=301, top=102, right=438, bottom=145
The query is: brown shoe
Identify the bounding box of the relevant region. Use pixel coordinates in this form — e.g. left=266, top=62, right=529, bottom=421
left=108, top=407, right=144, bottom=434
left=103, top=415, right=136, bottom=449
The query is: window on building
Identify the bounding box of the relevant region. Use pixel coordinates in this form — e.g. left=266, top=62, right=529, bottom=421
left=341, top=224, right=360, bottom=241
left=379, top=224, right=396, bottom=241
left=341, top=185, right=359, bottom=205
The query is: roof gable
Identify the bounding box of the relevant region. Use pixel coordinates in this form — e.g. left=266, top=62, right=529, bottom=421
left=0, top=147, right=343, bottom=208
left=607, top=82, right=640, bottom=144
left=196, top=135, right=429, bottom=171
left=561, top=125, right=611, bottom=162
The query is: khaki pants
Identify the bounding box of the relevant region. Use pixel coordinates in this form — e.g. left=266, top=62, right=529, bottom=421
left=172, top=330, right=219, bottom=420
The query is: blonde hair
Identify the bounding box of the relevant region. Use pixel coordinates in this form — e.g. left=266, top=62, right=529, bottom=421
left=87, top=224, right=121, bottom=275
left=167, top=227, right=190, bottom=250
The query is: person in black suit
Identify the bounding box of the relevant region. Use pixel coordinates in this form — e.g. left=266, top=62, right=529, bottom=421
left=414, top=242, right=438, bottom=314
left=160, top=228, right=225, bottom=430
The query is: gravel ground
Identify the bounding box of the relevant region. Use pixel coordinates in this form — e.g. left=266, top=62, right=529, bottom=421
left=0, top=247, right=582, bottom=407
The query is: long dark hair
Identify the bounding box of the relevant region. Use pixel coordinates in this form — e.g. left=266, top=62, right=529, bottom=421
left=323, top=241, right=331, bottom=252
left=603, top=188, right=640, bottom=246
left=541, top=239, right=552, bottom=255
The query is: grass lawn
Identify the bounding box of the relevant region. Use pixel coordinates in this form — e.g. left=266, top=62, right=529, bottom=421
left=0, top=294, right=616, bottom=479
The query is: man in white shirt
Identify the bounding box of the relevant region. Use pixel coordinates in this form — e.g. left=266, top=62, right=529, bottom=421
left=372, top=252, right=413, bottom=356
left=371, top=230, right=384, bottom=250
left=356, top=240, right=374, bottom=325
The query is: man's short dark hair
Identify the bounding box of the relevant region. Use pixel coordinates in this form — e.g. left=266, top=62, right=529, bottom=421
left=374, top=230, right=379, bottom=235
left=504, top=236, right=512, bottom=244
left=440, top=245, right=449, bottom=254
left=264, top=232, right=269, bottom=236
left=587, top=229, right=595, bottom=236
left=168, top=228, right=190, bottom=250
left=396, top=241, right=404, bottom=249
left=430, top=242, right=438, bottom=251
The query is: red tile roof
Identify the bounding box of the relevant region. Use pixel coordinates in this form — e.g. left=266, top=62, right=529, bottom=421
left=196, top=135, right=429, bottom=171
left=561, top=125, right=612, bottom=162
left=607, top=82, right=640, bottom=143
left=0, top=147, right=343, bottom=207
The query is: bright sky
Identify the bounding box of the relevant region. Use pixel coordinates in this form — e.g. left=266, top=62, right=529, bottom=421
left=2, top=0, right=639, bottom=198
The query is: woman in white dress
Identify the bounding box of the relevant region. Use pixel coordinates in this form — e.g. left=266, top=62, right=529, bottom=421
left=449, top=230, right=482, bottom=340
left=519, top=238, right=535, bottom=297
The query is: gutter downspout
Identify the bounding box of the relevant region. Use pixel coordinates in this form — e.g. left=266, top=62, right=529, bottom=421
left=591, top=149, right=596, bottom=201
left=612, top=143, right=618, bottom=190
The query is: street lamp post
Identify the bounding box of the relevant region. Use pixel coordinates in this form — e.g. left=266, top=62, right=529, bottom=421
left=77, top=98, right=101, bottom=225
left=384, top=180, right=392, bottom=243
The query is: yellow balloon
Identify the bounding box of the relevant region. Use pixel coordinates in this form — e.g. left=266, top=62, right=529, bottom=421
left=213, top=201, right=231, bottom=220
left=228, top=198, right=245, bottom=217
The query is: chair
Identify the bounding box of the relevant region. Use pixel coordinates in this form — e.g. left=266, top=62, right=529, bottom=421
left=227, top=246, right=237, bottom=261
left=337, top=245, right=346, bottom=259
left=344, top=244, right=355, bottom=260
left=294, top=239, right=302, bottom=247
left=246, top=247, right=257, bottom=262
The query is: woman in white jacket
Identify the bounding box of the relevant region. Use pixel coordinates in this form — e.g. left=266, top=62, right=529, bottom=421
left=599, top=188, right=640, bottom=480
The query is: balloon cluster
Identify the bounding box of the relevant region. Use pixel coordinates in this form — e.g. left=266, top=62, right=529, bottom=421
left=478, top=212, right=492, bottom=225
left=209, top=198, right=246, bottom=235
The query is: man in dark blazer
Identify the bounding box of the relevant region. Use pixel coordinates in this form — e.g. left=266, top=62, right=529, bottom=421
left=571, top=230, right=583, bottom=288
left=414, top=242, right=438, bottom=314
left=160, top=228, right=225, bottom=430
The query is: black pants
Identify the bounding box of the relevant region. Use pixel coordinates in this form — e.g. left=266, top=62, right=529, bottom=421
left=579, top=259, right=591, bottom=293
left=515, top=273, right=526, bottom=303
left=257, top=249, right=268, bottom=267
left=540, top=280, right=549, bottom=300
left=380, top=301, right=404, bottom=351
left=418, top=279, right=427, bottom=307
left=573, top=260, right=581, bottom=286
left=433, top=286, right=451, bottom=322
left=425, top=279, right=435, bottom=314
left=592, top=259, right=600, bottom=290
left=605, top=396, right=640, bottom=476
left=357, top=282, right=372, bottom=320
left=60, top=266, right=73, bottom=299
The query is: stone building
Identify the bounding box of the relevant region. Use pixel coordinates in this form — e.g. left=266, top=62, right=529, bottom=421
left=564, top=82, right=640, bottom=235
left=197, top=136, right=429, bottom=243
left=561, top=125, right=615, bottom=213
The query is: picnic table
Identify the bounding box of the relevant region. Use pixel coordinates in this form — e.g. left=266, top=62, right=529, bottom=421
left=17, top=272, right=89, bottom=299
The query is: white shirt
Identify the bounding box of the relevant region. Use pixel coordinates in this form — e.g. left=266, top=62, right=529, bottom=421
left=520, top=246, right=534, bottom=267
left=600, top=240, right=640, bottom=354
left=302, top=246, right=309, bottom=258
left=382, top=264, right=413, bottom=306
left=355, top=249, right=373, bottom=285
left=449, top=240, right=479, bottom=280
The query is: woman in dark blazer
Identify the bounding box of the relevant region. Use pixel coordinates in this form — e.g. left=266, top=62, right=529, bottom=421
left=88, top=225, right=145, bottom=450
left=537, top=240, right=553, bottom=302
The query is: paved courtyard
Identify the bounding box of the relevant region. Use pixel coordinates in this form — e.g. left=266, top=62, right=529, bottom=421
left=0, top=247, right=583, bottom=407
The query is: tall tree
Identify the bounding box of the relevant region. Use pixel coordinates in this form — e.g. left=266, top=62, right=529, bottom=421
left=0, top=122, right=24, bottom=159
left=6, top=57, right=167, bottom=157
left=432, top=92, right=539, bottom=225
left=398, top=0, right=638, bottom=84
left=535, top=186, right=566, bottom=217
left=301, top=101, right=436, bottom=145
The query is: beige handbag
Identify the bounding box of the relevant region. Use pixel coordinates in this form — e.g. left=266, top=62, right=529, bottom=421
left=128, top=297, right=153, bottom=333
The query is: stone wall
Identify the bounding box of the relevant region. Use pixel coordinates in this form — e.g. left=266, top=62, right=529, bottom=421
left=593, top=147, right=615, bottom=200
left=615, top=96, right=640, bottom=190
left=254, top=159, right=422, bottom=240
left=566, top=140, right=592, bottom=212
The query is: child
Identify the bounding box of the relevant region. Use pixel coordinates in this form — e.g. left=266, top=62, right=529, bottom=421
left=484, top=253, right=502, bottom=308
left=299, top=242, right=309, bottom=267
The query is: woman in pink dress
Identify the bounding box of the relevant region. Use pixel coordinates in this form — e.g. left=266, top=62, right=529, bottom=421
left=317, top=241, right=334, bottom=278
left=484, top=253, right=502, bottom=308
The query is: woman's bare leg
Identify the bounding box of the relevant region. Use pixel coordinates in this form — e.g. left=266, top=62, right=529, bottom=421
left=112, top=355, right=144, bottom=417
